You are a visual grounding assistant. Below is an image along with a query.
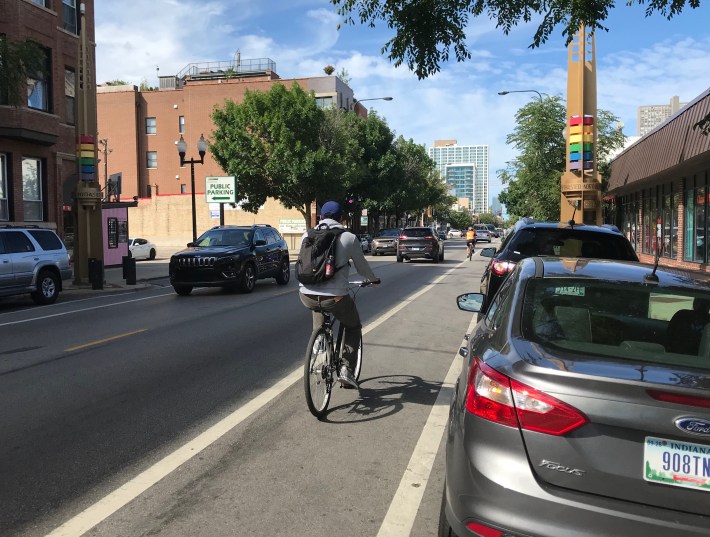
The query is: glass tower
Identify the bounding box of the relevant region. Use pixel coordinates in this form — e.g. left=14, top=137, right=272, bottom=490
left=428, top=141, right=489, bottom=214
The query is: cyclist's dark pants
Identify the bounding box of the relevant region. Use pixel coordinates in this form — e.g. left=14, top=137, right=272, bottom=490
left=299, top=293, right=361, bottom=371
left=467, top=240, right=475, bottom=249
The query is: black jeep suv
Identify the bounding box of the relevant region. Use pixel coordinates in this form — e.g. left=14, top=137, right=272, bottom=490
left=478, top=219, right=639, bottom=315
left=169, top=225, right=290, bottom=296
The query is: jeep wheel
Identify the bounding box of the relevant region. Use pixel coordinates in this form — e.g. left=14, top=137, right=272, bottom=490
left=275, top=258, right=290, bottom=285
left=31, top=270, right=60, bottom=305
left=239, top=263, right=256, bottom=293
left=173, top=285, right=193, bottom=296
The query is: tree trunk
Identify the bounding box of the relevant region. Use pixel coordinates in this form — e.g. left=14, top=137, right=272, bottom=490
left=299, top=204, right=312, bottom=229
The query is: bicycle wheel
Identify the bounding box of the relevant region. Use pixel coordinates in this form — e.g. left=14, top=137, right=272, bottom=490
left=304, top=328, right=332, bottom=418
left=336, top=324, right=363, bottom=382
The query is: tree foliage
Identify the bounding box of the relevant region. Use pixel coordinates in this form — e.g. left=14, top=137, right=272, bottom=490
left=477, top=212, right=499, bottom=225
left=210, top=83, right=444, bottom=229
left=331, top=0, right=701, bottom=79
left=498, top=96, right=624, bottom=221
left=0, top=37, right=47, bottom=107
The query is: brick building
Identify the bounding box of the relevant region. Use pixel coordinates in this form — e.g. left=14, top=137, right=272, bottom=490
left=608, top=87, right=710, bottom=271
left=96, top=60, right=364, bottom=247
left=0, top=0, right=93, bottom=237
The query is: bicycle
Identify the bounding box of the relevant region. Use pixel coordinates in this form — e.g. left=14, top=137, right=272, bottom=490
left=303, top=281, right=374, bottom=419
left=467, top=241, right=475, bottom=261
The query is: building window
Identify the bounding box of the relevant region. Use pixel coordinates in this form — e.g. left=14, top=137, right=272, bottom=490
left=180, top=184, right=187, bottom=194
left=27, top=47, right=50, bottom=111
left=693, top=185, right=706, bottom=263
left=315, top=96, right=333, bottom=109
left=65, top=68, right=75, bottom=125
left=145, top=117, right=156, bottom=134
left=62, top=0, right=77, bottom=34
left=22, top=158, right=43, bottom=221
left=31, top=0, right=49, bottom=7
left=179, top=116, right=185, bottom=134
left=146, top=151, right=157, bottom=169
left=0, top=154, right=8, bottom=221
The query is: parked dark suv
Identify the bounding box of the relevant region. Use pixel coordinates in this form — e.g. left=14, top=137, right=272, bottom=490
left=169, top=225, right=290, bottom=296
left=0, top=226, right=72, bottom=305
left=478, top=219, right=639, bottom=315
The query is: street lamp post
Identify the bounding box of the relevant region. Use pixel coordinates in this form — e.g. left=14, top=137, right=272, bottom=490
left=177, top=134, right=207, bottom=243
left=498, top=90, right=545, bottom=103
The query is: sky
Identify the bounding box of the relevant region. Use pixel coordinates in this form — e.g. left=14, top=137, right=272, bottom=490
left=94, top=1, right=710, bottom=205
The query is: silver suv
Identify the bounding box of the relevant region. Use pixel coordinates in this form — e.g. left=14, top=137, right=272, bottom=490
left=0, top=226, right=72, bottom=305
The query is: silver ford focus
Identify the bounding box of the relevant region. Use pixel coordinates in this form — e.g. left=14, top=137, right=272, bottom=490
left=440, top=257, right=710, bottom=537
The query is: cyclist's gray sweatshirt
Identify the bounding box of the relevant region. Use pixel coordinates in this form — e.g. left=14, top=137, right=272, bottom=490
left=298, top=219, right=377, bottom=297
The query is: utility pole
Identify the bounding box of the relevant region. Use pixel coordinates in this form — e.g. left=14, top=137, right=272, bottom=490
left=99, top=138, right=112, bottom=201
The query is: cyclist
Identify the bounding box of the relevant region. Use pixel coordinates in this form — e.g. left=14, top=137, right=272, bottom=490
left=299, top=201, right=380, bottom=389
left=465, top=226, right=476, bottom=260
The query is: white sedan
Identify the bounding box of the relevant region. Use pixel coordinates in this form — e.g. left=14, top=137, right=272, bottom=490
left=128, top=238, right=157, bottom=260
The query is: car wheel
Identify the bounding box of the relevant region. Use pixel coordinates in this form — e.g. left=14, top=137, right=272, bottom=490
left=31, top=270, right=60, bottom=305
left=149, top=248, right=156, bottom=260
left=440, top=248, right=444, bottom=261
left=433, top=249, right=440, bottom=263
left=127, top=250, right=133, bottom=258
left=173, top=285, right=193, bottom=296
left=438, top=484, right=460, bottom=537
left=275, top=258, right=290, bottom=285
left=239, top=262, right=256, bottom=293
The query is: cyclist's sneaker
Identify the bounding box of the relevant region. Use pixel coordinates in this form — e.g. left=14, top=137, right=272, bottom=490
left=338, top=365, right=358, bottom=389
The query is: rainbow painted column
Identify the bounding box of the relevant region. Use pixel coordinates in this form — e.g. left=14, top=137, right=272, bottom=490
left=560, top=26, right=602, bottom=225
left=79, top=135, right=97, bottom=181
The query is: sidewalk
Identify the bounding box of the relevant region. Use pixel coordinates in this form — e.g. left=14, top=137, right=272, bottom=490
left=64, top=259, right=170, bottom=295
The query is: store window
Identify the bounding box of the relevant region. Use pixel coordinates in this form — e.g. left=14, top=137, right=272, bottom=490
left=145, top=117, right=156, bottom=135
left=694, top=185, right=706, bottom=263
left=65, top=68, right=75, bottom=124
left=0, top=154, right=8, bottom=221
left=685, top=187, right=695, bottom=261
left=22, top=158, right=43, bottom=221
left=107, top=217, right=118, bottom=248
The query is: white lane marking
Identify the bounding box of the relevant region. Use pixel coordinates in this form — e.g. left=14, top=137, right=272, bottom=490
left=0, top=294, right=174, bottom=328
left=377, top=314, right=478, bottom=537
left=45, top=260, right=468, bottom=537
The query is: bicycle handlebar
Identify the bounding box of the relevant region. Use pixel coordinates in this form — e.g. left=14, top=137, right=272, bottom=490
left=349, top=279, right=381, bottom=287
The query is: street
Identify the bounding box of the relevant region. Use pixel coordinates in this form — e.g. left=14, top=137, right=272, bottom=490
left=0, top=239, right=491, bottom=537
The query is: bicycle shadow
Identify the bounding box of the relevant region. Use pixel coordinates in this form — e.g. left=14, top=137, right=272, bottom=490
left=320, top=374, right=444, bottom=424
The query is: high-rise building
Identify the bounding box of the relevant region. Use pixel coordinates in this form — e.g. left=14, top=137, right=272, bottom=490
left=427, top=140, right=489, bottom=214
left=637, top=96, right=687, bottom=137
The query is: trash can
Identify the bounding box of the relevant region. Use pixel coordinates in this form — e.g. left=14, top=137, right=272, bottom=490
left=88, top=257, right=104, bottom=290
left=122, top=255, right=136, bottom=285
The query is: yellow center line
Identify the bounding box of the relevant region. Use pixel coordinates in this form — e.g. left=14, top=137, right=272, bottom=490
left=64, top=329, right=147, bottom=352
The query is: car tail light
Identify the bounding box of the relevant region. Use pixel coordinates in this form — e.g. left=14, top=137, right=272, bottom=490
left=465, top=358, right=587, bottom=435
left=647, top=389, right=710, bottom=408
left=466, top=521, right=505, bottom=537
left=399, top=235, right=407, bottom=240
left=490, top=260, right=515, bottom=276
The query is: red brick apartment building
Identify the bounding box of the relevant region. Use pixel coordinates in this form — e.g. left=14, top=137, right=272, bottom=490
left=608, top=87, right=710, bottom=272
left=0, top=0, right=93, bottom=237
left=97, top=62, right=361, bottom=200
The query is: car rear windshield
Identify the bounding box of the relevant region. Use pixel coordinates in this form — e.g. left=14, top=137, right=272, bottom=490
left=401, top=228, right=433, bottom=237
left=521, top=279, right=710, bottom=370
left=195, top=229, right=252, bottom=247
left=507, top=228, right=637, bottom=261
left=376, top=229, right=401, bottom=237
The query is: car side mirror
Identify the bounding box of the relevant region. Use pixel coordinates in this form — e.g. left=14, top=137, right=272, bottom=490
left=187, top=242, right=196, bottom=247
left=479, top=247, right=496, bottom=258
left=254, top=239, right=267, bottom=246
left=457, top=293, right=484, bottom=312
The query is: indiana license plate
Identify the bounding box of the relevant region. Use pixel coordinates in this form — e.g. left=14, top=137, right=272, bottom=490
left=644, top=436, right=710, bottom=492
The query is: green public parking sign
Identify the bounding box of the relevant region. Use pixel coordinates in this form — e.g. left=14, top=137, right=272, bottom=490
left=205, top=176, right=237, bottom=203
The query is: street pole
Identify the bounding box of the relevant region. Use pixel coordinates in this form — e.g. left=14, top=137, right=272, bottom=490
left=497, top=90, right=545, bottom=103
left=177, top=134, right=207, bottom=243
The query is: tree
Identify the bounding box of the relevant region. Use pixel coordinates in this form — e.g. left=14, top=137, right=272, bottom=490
left=331, top=0, right=701, bottom=79
left=104, top=79, right=129, bottom=86
left=477, top=213, right=499, bottom=225
left=210, top=82, right=341, bottom=228
left=0, top=36, right=46, bottom=107
left=336, top=67, right=352, bottom=85
left=498, top=96, right=624, bottom=221
left=447, top=210, right=473, bottom=231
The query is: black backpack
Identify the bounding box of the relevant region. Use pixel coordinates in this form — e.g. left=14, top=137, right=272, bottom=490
left=296, top=224, right=346, bottom=285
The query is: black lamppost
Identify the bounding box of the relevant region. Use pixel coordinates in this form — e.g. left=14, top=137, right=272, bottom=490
left=497, top=90, right=545, bottom=103
left=177, top=134, right=207, bottom=243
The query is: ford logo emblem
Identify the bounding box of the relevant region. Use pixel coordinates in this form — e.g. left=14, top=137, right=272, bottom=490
left=675, top=417, right=710, bottom=437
